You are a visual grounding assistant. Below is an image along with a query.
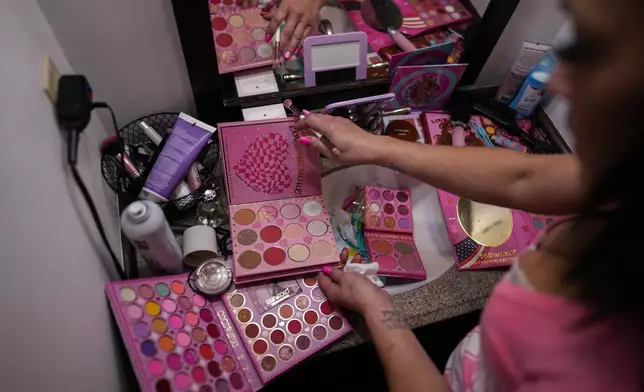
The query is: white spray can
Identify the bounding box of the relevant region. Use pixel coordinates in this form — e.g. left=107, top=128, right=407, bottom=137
left=121, top=201, right=183, bottom=272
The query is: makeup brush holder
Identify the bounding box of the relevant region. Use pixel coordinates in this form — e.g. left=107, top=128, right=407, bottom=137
left=100, top=112, right=221, bottom=221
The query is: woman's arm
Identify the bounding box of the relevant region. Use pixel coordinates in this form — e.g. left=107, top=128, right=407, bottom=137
left=318, top=251, right=450, bottom=392
left=295, top=114, right=584, bottom=215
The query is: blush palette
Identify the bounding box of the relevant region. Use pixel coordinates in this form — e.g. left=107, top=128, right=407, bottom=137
left=363, top=186, right=427, bottom=280
left=211, top=8, right=274, bottom=74
left=219, top=118, right=339, bottom=283
left=223, top=275, right=351, bottom=383
left=106, top=275, right=351, bottom=391
left=230, top=196, right=337, bottom=282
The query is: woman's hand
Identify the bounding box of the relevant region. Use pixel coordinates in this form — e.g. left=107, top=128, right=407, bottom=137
left=318, top=249, right=393, bottom=315
left=263, top=0, right=325, bottom=57
left=294, top=113, right=386, bottom=165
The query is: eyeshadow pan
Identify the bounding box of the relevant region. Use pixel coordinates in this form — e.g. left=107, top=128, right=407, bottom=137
left=145, top=301, right=161, bottom=316
left=257, top=206, right=278, bottom=222
left=311, top=287, right=324, bottom=301
left=185, top=311, right=199, bottom=326
left=312, top=325, right=327, bottom=341
left=178, top=296, right=192, bottom=311
left=311, top=240, right=334, bottom=258
left=133, top=321, right=150, bottom=338
left=394, top=242, right=415, bottom=254
left=368, top=189, right=381, bottom=199
left=287, top=319, right=302, bottom=334
left=148, top=359, right=165, bottom=376
left=384, top=217, right=396, bottom=228
left=396, top=191, right=409, bottom=202
left=256, top=44, right=273, bottom=58
left=233, top=209, right=256, bottom=225
left=329, top=316, right=344, bottom=331
left=307, top=220, right=328, bottom=237
left=368, top=216, right=380, bottom=227
left=253, top=339, right=268, bottom=355
left=171, top=281, right=185, bottom=295
left=167, top=353, right=182, bottom=371
left=304, top=310, right=318, bottom=325
left=251, top=27, right=265, bottom=41
left=222, top=356, right=236, bottom=372
left=288, top=244, right=310, bottom=262
left=369, top=202, right=381, bottom=213
left=238, top=250, right=262, bottom=269
left=279, top=304, right=294, bottom=319
left=216, top=379, right=230, bottom=392
left=278, top=345, right=294, bottom=361
left=260, top=226, right=282, bottom=243
left=303, top=276, right=318, bottom=287
left=399, top=255, right=422, bottom=271
left=270, top=329, right=285, bottom=344
left=120, top=287, right=136, bottom=302
left=302, top=201, right=323, bottom=216
left=230, top=373, right=245, bottom=389
left=320, top=301, right=333, bottom=315
left=207, top=324, right=221, bottom=338
left=280, top=203, right=300, bottom=219
left=398, top=217, right=411, bottom=229
left=237, top=229, right=258, bottom=245
left=383, top=190, right=395, bottom=201
left=296, top=335, right=311, bottom=350
left=261, top=355, right=277, bottom=372
left=215, top=340, right=228, bottom=355
left=234, top=31, right=250, bottom=45
left=176, top=331, right=191, bottom=347
left=284, top=223, right=305, bottom=238
left=162, top=298, right=176, bottom=313
left=169, top=314, right=184, bottom=330
left=397, top=205, right=409, bottom=215
left=200, top=309, right=214, bottom=322
left=262, top=313, right=277, bottom=329
left=156, top=379, right=171, bottom=392
left=220, top=50, right=238, bottom=64
left=532, top=218, right=544, bottom=229
left=295, top=295, right=310, bottom=310
left=193, top=294, right=206, bottom=307
left=192, top=327, right=207, bottom=342
left=139, top=285, right=154, bottom=299
left=216, top=33, right=233, bottom=48
left=384, top=203, right=395, bottom=214
left=263, top=247, right=286, bottom=266
left=239, top=46, right=255, bottom=61
left=141, top=340, right=156, bottom=357
left=127, top=304, right=143, bottom=319
left=159, top=335, right=175, bottom=352
left=237, top=308, right=252, bottom=323
left=200, top=344, right=214, bottom=359
left=152, top=318, right=167, bottom=333
left=192, top=366, right=207, bottom=384
left=376, top=254, right=397, bottom=270
left=228, top=14, right=245, bottom=27
left=212, top=16, right=227, bottom=30
left=372, top=240, right=393, bottom=253
left=184, top=349, right=199, bottom=365
left=229, top=293, right=245, bottom=308
left=208, top=361, right=221, bottom=377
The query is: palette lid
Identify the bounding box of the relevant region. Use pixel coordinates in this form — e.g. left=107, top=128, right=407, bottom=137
left=218, top=118, right=322, bottom=206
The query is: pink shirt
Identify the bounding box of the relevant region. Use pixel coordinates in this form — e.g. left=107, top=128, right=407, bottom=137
left=446, top=274, right=644, bottom=391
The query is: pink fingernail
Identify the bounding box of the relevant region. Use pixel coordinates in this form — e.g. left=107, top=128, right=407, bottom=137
left=294, top=48, right=300, bottom=55
left=298, top=137, right=312, bottom=145
left=265, top=34, right=272, bottom=43
left=284, top=50, right=291, bottom=60
left=322, top=266, right=332, bottom=275
left=302, top=109, right=311, bottom=115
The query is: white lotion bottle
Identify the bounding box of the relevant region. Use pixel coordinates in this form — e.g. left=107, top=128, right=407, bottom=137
left=121, top=201, right=183, bottom=273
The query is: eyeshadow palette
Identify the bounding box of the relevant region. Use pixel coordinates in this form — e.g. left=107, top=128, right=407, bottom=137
left=106, top=275, right=351, bottom=391
left=363, top=186, right=426, bottom=280
left=423, top=112, right=543, bottom=270
left=211, top=8, right=275, bottom=74
left=230, top=196, right=338, bottom=282
left=223, top=275, right=351, bottom=383
left=219, top=118, right=339, bottom=283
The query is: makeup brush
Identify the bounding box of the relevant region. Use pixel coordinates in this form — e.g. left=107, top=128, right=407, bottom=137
left=283, top=99, right=338, bottom=153
left=272, top=24, right=282, bottom=68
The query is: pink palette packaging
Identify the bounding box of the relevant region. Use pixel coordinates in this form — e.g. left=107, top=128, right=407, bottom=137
left=423, top=112, right=544, bottom=270
left=219, top=118, right=340, bottom=283
left=211, top=9, right=275, bottom=74
left=106, top=274, right=350, bottom=391
left=363, top=186, right=427, bottom=280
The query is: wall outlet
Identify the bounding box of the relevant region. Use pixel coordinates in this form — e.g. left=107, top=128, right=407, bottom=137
left=43, top=55, right=60, bottom=103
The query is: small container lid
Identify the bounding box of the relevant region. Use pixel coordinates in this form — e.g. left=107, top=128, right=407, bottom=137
left=193, top=259, right=232, bottom=296
left=125, top=201, right=149, bottom=222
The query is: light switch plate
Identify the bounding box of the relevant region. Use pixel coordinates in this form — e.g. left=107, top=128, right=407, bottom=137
left=42, top=56, right=60, bottom=103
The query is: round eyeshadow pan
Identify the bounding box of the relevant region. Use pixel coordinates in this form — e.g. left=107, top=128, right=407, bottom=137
left=208, top=361, right=222, bottom=377
left=253, top=339, right=269, bottom=355
left=251, top=27, right=266, bottom=41
left=133, top=321, right=150, bottom=338
left=215, top=340, right=228, bottom=355
left=399, top=255, right=422, bottom=271
left=394, top=242, right=415, bottom=254
left=174, top=373, right=190, bottom=389
left=228, top=14, right=245, bottom=27
left=167, top=353, right=182, bottom=371
left=260, top=226, right=282, bottom=243
left=192, top=327, right=207, bottom=342
left=320, top=301, right=333, bottom=315
left=139, top=284, right=154, bottom=299
left=222, top=356, right=236, bottom=372
left=120, top=287, right=136, bottom=302
left=311, top=287, right=324, bottom=301
left=141, top=340, right=156, bottom=357
left=127, top=304, right=143, bottom=319
left=237, top=308, right=252, bottom=323
left=212, top=16, right=227, bottom=31
left=262, top=313, right=277, bottom=329
left=396, top=191, right=409, bottom=202
left=200, top=344, right=214, bottom=359
left=376, top=254, right=397, bottom=270
left=256, top=43, right=273, bottom=58
left=303, top=276, right=318, bottom=287
left=236, top=229, right=258, bottom=246
left=304, top=310, right=318, bottom=325
left=384, top=217, right=396, bottom=228
left=287, top=319, right=302, bottom=335
left=372, top=240, right=393, bottom=253
left=178, top=296, right=192, bottom=311
left=148, top=359, right=165, bottom=376
left=397, top=205, right=409, bottom=216
left=279, top=304, right=294, bottom=319
left=193, top=294, right=206, bottom=307
left=312, top=325, right=328, bottom=341
left=302, top=201, right=323, bottom=216
left=176, top=331, right=191, bottom=347
left=156, top=379, right=171, bottom=392
left=257, top=206, right=278, bottom=222
left=200, top=308, right=214, bottom=322
left=233, top=31, right=250, bottom=45
left=207, top=323, right=221, bottom=338
left=383, top=190, right=395, bottom=201
left=239, top=46, right=256, bottom=61
left=398, top=217, right=411, bottom=230
left=229, top=293, right=245, bottom=308
left=280, top=203, right=301, bottom=219
left=159, top=336, right=175, bottom=352
left=171, top=281, right=185, bottom=295
left=270, top=329, right=285, bottom=345
left=230, top=372, right=245, bottom=390
left=238, top=250, right=262, bottom=270
left=216, top=379, right=230, bottom=392
left=169, top=314, right=184, bottom=330
left=329, top=316, right=344, bottom=331
left=284, top=223, right=305, bottom=238
left=369, top=202, right=381, bottom=213
left=288, top=244, right=310, bottom=262
left=185, top=311, right=199, bottom=326
left=192, top=366, right=207, bottom=384
left=278, top=345, right=294, bottom=361
left=368, top=188, right=381, bottom=200
left=295, top=295, right=310, bottom=310
left=233, top=209, right=256, bottom=225
left=184, top=349, right=199, bottom=365
left=383, top=204, right=395, bottom=214
left=216, top=33, right=233, bottom=48
left=296, top=335, right=311, bottom=351
left=307, top=220, right=328, bottom=237
left=263, top=247, right=286, bottom=266
left=311, top=241, right=335, bottom=258
left=368, top=216, right=380, bottom=227
left=145, top=301, right=161, bottom=316
left=261, top=355, right=277, bottom=372
left=152, top=318, right=168, bottom=333
left=162, top=298, right=177, bottom=313
left=245, top=323, right=260, bottom=339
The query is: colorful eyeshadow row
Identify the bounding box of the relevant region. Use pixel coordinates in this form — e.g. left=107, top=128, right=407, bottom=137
left=364, top=186, right=413, bottom=234
left=106, top=277, right=260, bottom=392
left=365, top=232, right=426, bottom=280
left=223, top=276, right=351, bottom=383
left=230, top=196, right=339, bottom=283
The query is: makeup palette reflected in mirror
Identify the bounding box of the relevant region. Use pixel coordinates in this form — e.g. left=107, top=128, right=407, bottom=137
left=456, top=198, right=513, bottom=247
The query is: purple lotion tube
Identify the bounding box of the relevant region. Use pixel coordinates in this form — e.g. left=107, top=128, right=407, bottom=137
left=139, top=113, right=216, bottom=202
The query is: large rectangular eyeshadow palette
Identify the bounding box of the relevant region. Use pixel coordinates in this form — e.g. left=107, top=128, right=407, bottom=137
left=106, top=275, right=350, bottom=391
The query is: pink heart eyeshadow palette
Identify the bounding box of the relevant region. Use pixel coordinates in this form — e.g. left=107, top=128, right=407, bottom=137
left=219, top=118, right=339, bottom=283
left=106, top=275, right=350, bottom=391
left=211, top=8, right=275, bottom=74
left=363, top=186, right=426, bottom=280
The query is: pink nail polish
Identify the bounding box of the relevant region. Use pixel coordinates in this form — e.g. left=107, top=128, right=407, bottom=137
left=294, top=48, right=300, bottom=55
left=284, top=50, right=291, bottom=60
left=321, top=266, right=332, bottom=275
left=298, top=137, right=312, bottom=145
left=265, top=34, right=272, bottom=43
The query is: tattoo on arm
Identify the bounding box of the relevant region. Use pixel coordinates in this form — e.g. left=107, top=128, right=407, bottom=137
left=380, top=310, right=408, bottom=329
